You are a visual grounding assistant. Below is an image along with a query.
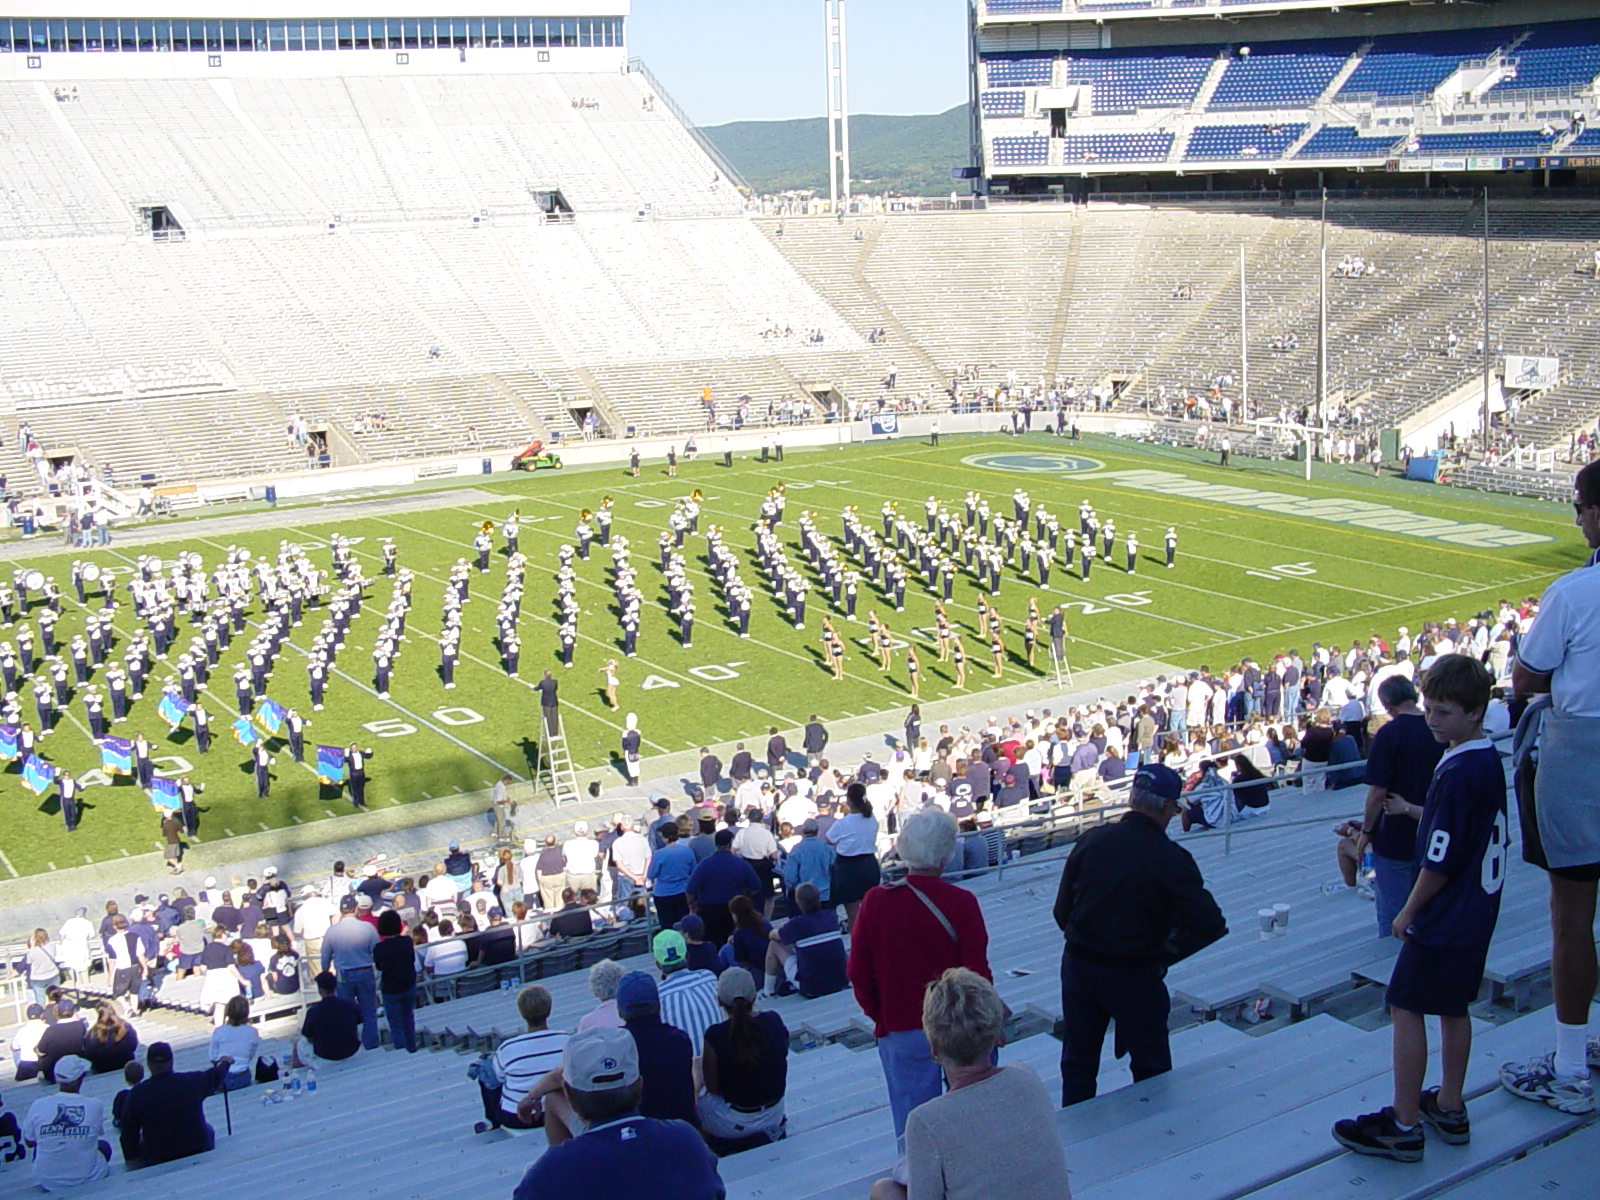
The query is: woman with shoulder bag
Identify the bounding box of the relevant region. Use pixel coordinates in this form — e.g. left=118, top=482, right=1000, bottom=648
left=24, top=929, right=62, bottom=1005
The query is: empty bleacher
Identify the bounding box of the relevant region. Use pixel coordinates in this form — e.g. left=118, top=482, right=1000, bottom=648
left=1337, top=27, right=1513, bottom=99
left=1489, top=18, right=1600, bottom=93
left=1059, top=47, right=1213, bottom=113
left=1209, top=40, right=1359, bottom=109
left=1187, top=123, right=1307, bottom=160
left=1296, top=125, right=1403, bottom=161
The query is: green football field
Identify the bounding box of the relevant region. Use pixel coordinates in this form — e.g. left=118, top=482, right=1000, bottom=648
left=0, top=432, right=1577, bottom=879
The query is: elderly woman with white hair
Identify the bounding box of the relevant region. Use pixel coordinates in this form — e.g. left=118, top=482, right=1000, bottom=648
left=576, top=958, right=627, bottom=1032
left=870, top=968, right=1070, bottom=1200
left=848, top=808, right=993, bottom=1155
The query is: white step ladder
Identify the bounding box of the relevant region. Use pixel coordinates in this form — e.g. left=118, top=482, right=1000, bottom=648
left=537, top=715, right=584, bottom=808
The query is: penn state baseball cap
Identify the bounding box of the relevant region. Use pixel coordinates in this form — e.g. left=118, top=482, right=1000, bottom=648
left=53, top=1056, right=90, bottom=1084
left=1133, top=763, right=1183, bottom=803
left=563, top=1027, right=639, bottom=1092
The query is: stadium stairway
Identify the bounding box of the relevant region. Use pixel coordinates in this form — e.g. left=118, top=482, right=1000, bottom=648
left=731, top=1008, right=1591, bottom=1200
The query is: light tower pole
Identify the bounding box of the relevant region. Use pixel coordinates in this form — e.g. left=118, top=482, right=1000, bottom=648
left=823, top=0, right=851, bottom=209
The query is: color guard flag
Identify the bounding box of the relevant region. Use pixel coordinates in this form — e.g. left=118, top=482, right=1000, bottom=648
left=99, top=735, right=134, bottom=775
left=232, top=718, right=260, bottom=747
left=157, top=690, right=191, bottom=729
left=0, top=724, right=18, bottom=762
left=21, top=754, right=55, bottom=795
left=256, top=697, right=287, bottom=736
left=315, top=744, right=347, bottom=786
left=148, top=776, right=181, bottom=813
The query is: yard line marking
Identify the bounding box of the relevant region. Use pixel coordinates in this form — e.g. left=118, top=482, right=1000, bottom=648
left=188, top=535, right=526, bottom=780
left=258, top=822, right=270, bottom=831
left=223, top=828, right=235, bottom=837
left=457, top=502, right=927, bottom=703
left=46, top=861, right=57, bottom=871
left=370, top=516, right=809, bottom=729
left=289, top=523, right=667, bottom=751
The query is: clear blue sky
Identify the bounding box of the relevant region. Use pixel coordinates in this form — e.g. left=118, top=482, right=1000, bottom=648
left=628, top=0, right=971, bottom=127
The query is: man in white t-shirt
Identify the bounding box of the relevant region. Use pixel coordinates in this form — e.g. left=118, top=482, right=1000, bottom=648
left=563, top=822, right=602, bottom=896
left=22, top=1056, right=109, bottom=1192
left=609, top=817, right=651, bottom=909
left=291, top=885, right=336, bottom=963
left=776, top=788, right=817, bottom=830
left=424, top=863, right=461, bottom=913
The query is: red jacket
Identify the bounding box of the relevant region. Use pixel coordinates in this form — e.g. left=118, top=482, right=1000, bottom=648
left=847, top=875, right=992, bottom=1038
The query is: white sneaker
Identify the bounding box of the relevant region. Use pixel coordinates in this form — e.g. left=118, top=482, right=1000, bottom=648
left=1356, top=884, right=1375, bottom=901
left=1500, top=1052, right=1596, bottom=1115
left=1321, top=881, right=1355, bottom=896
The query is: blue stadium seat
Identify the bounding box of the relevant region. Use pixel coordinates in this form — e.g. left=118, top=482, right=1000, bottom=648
left=1059, top=47, right=1212, bottom=113
left=992, top=134, right=1050, bottom=166
left=981, top=90, right=1028, bottom=118
left=1058, top=132, right=1173, bottom=162
left=984, top=52, right=1054, bottom=87
left=1568, top=127, right=1600, bottom=150
left=1210, top=40, right=1359, bottom=109
left=1493, top=19, right=1600, bottom=92
left=1186, top=123, right=1306, bottom=160
left=1294, top=126, right=1401, bottom=160
left=1338, top=27, right=1513, bottom=98
left=1412, top=128, right=1562, bottom=155
left=986, top=0, right=1064, bottom=12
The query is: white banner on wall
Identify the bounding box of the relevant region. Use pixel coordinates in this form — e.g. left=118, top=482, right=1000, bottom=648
left=1504, top=355, right=1561, bottom=390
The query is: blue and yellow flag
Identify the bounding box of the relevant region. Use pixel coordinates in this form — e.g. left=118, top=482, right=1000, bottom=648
left=232, top=717, right=260, bottom=747
left=21, top=754, right=55, bottom=795
left=148, top=776, right=181, bottom=813
left=315, top=744, right=346, bottom=786
left=257, top=697, right=287, bottom=736
left=99, top=735, right=133, bottom=775
left=157, top=690, right=191, bottom=729
left=0, top=724, right=18, bottom=762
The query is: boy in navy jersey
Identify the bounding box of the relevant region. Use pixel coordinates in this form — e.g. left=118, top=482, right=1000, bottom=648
left=1333, top=654, right=1506, bottom=1162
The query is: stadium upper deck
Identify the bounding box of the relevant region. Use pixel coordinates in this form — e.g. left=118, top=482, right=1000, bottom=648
left=971, top=0, right=1600, bottom=195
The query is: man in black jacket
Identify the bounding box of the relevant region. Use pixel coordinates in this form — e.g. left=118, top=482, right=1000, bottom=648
left=119, top=1042, right=230, bottom=1167
left=1053, top=763, right=1226, bottom=1106
left=802, top=715, right=829, bottom=762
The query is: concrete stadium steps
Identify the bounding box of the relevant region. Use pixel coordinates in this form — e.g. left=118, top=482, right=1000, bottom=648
left=756, top=218, right=946, bottom=397
left=19, top=392, right=306, bottom=485
left=1432, top=1118, right=1600, bottom=1198
left=734, top=1008, right=1588, bottom=1200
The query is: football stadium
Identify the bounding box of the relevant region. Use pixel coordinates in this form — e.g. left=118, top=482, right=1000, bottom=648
left=0, top=0, right=1597, bottom=1195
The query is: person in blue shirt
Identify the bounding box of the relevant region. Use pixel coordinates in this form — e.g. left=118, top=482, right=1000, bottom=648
left=513, top=1022, right=722, bottom=1200
left=647, top=821, right=697, bottom=931
left=780, top=819, right=834, bottom=907
left=686, top=829, right=763, bottom=950
left=763, top=883, right=847, bottom=999
left=1332, top=654, right=1506, bottom=1162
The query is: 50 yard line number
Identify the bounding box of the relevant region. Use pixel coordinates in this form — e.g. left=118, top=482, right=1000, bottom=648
left=364, top=706, right=485, bottom=737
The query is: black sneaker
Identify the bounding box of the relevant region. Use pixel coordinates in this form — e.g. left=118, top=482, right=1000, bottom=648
left=1419, top=1088, right=1470, bottom=1145
left=1331, top=1107, right=1425, bottom=1162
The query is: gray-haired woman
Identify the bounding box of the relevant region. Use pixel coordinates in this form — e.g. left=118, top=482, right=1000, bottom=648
left=576, top=958, right=626, bottom=1031
left=871, top=968, right=1070, bottom=1200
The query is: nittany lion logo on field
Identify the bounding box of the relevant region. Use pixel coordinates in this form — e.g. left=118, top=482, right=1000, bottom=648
left=962, top=452, right=1103, bottom=475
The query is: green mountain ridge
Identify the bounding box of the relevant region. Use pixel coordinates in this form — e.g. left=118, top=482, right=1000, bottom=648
left=700, top=105, right=970, bottom=198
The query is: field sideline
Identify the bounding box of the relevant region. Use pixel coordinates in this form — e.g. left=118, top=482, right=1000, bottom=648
left=0, top=432, right=1575, bottom=879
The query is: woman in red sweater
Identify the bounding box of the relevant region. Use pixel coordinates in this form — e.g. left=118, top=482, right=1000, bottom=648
left=847, top=808, right=993, bottom=1153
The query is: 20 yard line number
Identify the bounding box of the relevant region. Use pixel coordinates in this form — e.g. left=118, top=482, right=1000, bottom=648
left=364, top=707, right=486, bottom=737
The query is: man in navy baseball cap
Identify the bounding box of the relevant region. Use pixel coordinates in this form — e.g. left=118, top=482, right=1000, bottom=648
left=1051, top=754, right=1225, bottom=1109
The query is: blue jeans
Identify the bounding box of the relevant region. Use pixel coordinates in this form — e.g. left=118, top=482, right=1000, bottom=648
left=1371, top=853, right=1415, bottom=939
left=876, top=1029, right=943, bottom=1149
left=383, top=987, right=417, bottom=1053
left=337, top=966, right=380, bottom=1050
